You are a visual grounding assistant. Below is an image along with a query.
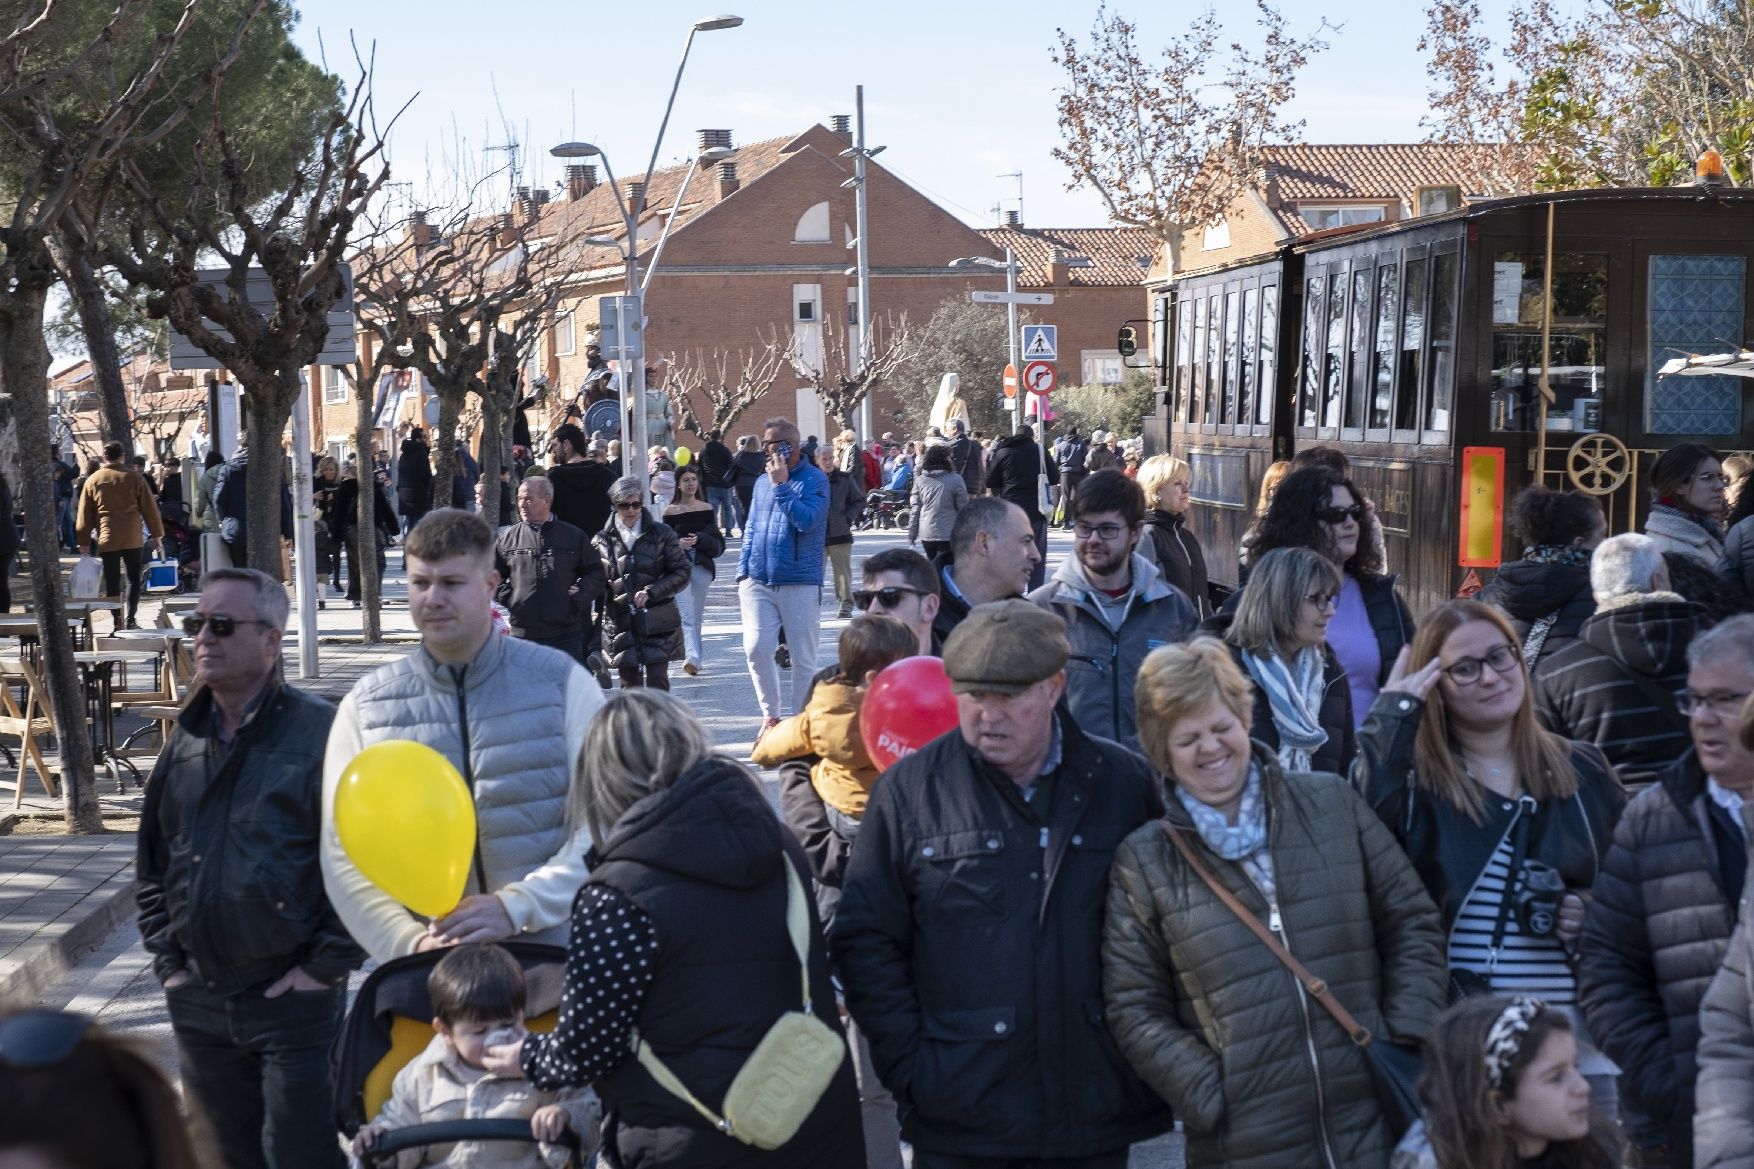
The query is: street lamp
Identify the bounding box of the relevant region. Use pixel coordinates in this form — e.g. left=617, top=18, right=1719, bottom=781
left=839, top=85, right=884, bottom=443
left=641, top=143, right=734, bottom=295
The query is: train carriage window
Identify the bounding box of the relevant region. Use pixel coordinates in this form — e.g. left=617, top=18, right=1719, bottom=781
left=1239, top=286, right=1260, bottom=428
left=1489, top=252, right=1606, bottom=432
left=1647, top=254, right=1747, bottom=435
left=1224, top=289, right=1242, bottom=424
left=1188, top=294, right=1206, bottom=424
left=1299, top=276, right=1324, bottom=427
left=1174, top=295, right=1194, bottom=424
left=1323, top=271, right=1346, bottom=428
left=1426, top=251, right=1460, bottom=432
left=1345, top=267, right=1372, bottom=430
left=1206, top=296, right=1222, bottom=424
left=1397, top=258, right=1428, bottom=431
left=1256, top=285, right=1279, bottom=427
left=1369, top=262, right=1399, bottom=430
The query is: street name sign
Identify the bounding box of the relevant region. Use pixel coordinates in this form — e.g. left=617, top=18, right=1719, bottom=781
left=969, top=291, right=1055, bottom=306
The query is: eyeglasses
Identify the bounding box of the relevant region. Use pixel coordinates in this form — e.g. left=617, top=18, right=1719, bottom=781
left=1677, top=688, right=1752, bottom=718
left=0, top=1009, right=88, bottom=1069
left=854, top=586, right=924, bottom=610
left=1303, top=592, right=1338, bottom=612
left=1315, top=505, right=1365, bottom=525
left=1072, top=522, right=1131, bottom=541
left=182, top=614, right=272, bottom=638
left=1691, top=472, right=1730, bottom=486
left=1440, top=643, right=1520, bottom=685
left=613, top=500, right=645, bottom=511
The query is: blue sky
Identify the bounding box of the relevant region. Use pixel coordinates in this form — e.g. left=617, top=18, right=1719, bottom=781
left=291, top=0, right=1522, bottom=228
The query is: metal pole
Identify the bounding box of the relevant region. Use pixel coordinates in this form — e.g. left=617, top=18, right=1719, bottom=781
left=640, top=27, right=699, bottom=212
left=854, top=85, right=874, bottom=444
left=1004, top=247, right=1019, bottom=425
left=640, top=154, right=703, bottom=299
left=290, top=372, right=319, bottom=678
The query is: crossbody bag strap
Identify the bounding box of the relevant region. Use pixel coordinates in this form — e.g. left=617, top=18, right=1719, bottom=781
left=1158, top=821, right=1370, bottom=1044
left=631, top=859, right=814, bottom=1130
left=1521, top=611, right=1560, bottom=668
left=1484, top=797, right=1537, bottom=972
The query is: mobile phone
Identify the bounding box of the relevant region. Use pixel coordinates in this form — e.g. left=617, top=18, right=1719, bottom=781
left=775, top=441, right=793, bottom=460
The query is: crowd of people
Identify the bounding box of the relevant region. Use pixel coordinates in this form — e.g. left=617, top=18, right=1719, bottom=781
left=21, top=422, right=1754, bottom=1169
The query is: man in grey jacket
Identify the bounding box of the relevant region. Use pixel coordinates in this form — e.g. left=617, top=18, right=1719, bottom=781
left=321, top=509, right=605, bottom=960
left=1028, top=469, right=1197, bottom=752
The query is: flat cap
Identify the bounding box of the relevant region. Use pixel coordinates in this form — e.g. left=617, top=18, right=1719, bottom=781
left=942, top=600, right=1070, bottom=695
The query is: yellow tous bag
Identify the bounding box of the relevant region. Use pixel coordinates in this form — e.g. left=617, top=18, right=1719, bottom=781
left=632, top=860, right=846, bottom=1150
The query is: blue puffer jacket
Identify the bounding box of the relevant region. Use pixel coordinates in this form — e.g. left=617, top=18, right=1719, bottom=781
left=737, top=460, right=829, bottom=586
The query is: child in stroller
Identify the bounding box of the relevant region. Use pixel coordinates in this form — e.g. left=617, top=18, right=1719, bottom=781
left=156, top=510, right=202, bottom=593
left=340, top=943, right=599, bottom=1168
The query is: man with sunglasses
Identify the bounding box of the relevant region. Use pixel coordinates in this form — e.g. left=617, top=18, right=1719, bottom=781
left=138, top=567, right=361, bottom=1169
left=1028, top=469, right=1197, bottom=752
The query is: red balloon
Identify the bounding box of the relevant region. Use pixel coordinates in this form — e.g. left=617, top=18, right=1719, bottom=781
left=860, top=656, right=959, bottom=771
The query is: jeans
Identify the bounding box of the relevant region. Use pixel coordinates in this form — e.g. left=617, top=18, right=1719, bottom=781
left=674, top=565, right=712, bottom=665
left=734, top=486, right=754, bottom=532
left=56, top=498, right=75, bottom=550
left=738, top=578, right=821, bottom=718
left=827, top=541, right=854, bottom=605
left=165, top=981, right=347, bottom=1169
left=100, top=546, right=144, bottom=626
left=708, top=486, right=737, bottom=534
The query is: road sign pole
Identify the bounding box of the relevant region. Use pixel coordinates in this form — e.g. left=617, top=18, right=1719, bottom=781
left=1005, top=247, right=1019, bottom=433
left=290, top=372, right=319, bottom=679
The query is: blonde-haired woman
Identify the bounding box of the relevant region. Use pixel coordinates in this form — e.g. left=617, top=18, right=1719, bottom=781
left=1138, top=453, right=1210, bottom=617
left=1104, top=638, right=1444, bottom=1169
left=496, top=690, right=863, bottom=1167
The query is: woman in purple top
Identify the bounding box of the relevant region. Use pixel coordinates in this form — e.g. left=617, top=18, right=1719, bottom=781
left=1224, top=466, right=1414, bottom=727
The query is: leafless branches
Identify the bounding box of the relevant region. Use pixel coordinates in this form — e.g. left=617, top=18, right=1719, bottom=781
left=790, top=313, right=917, bottom=430
left=664, top=337, right=791, bottom=439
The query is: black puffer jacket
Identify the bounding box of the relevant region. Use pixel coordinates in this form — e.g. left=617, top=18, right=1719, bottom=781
left=395, top=437, right=432, bottom=516
left=1480, top=558, right=1596, bottom=668
left=546, top=459, right=617, bottom=539
left=593, top=513, right=690, bottom=669
left=1534, top=594, right=1701, bottom=788
left=1142, top=508, right=1211, bottom=619
left=984, top=432, right=1056, bottom=520
left=1205, top=620, right=1355, bottom=777
left=1220, top=569, right=1413, bottom=688
left=1577, top=752, right=1741, bottom=1164
left=1353, top=691, right=1625, bottom=934
left=831, top=715, right=1170, bottom=1160
left=826, top=468, right=863, bottom=545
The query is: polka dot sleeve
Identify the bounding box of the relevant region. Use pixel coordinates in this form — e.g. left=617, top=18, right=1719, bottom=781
left=521, top=883, right=658, bottom=1090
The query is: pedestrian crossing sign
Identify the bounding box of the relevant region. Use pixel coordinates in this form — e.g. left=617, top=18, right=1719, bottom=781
left=1021, top=325, right=1057, bottom=361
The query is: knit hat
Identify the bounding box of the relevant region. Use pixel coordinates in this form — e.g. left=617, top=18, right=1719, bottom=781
left=942, top=600, right=1070, bottom=695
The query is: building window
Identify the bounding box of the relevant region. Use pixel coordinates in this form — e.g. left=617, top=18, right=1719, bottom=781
left=796, top=299, right=816, bottom=322
left=1490, top=251, right=1607, bottom=432
left=793, top=201, right=831, bottom=243
left=1647, top=254, right=1747, bottom=435
left=1300, top=204, right=1387, bottom=231
left=1081, top=351, right=1124, bottom=385
left=553, top=311, right=575, bottom=356
left=1418, top=186, right=1461, bottom=216
left=1202, top=219, right=1231, bottom=251
left=322, top=366, right=348, bottom=405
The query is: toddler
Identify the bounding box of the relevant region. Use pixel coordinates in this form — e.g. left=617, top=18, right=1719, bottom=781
left=752, top=613, right=918, bottom=819
left=352, top=943, right=599, bottom=1168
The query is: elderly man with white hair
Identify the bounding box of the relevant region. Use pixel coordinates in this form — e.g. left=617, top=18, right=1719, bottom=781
left=1535, top=531, right=1703, bottom=787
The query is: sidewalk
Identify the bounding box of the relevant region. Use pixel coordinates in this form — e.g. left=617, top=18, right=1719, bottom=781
left=0, top=552, right=423, bottom=1006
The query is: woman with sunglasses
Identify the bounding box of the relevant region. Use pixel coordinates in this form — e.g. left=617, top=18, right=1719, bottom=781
left=662, top=465, right=725, bottom=677
left=593, top=477, right=691, bottom=691
left=1227, top=465, right=1412, bottom=727
left=1645, top=442, right=1728, bottom=571
left=1212, top=546, right=1355, bottom=775
left=1355, top=601, right=1625, bottom=1102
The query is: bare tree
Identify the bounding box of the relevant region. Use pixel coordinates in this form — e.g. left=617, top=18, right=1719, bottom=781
left=664, top=338, right=791, bottom=439
left=1051, top=3, right=1329, bottom=273
left=106, top=56, right=391, bottom=574
left=0, top=0, right=239, bottom=831
left=789, top=313, right=917, bottom=431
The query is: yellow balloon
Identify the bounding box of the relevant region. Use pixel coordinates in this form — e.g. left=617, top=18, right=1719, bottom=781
left=334, top=741, right=476, bottom=918
left=674, top=446, right=692, bottom=467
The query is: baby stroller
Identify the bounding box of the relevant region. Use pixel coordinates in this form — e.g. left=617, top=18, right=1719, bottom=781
left=331, top=943, right=588, bottom=1167
left=154, top=513, right=202, bottom=593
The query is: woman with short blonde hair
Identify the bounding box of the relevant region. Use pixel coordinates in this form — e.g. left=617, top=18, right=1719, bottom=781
left=1136, top=453, right=1210, bottom=617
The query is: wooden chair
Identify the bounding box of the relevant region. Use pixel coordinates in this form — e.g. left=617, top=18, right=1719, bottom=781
left=0, top=657, right=59, bottom=809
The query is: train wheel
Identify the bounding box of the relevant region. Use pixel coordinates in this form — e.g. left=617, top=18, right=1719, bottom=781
left=1566, top=433, right=1631, bottom=496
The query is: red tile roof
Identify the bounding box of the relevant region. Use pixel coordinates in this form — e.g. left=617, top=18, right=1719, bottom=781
left=976, top=226, right=1158, bottom=287
left=1258, top=143, right=1492, bottom=235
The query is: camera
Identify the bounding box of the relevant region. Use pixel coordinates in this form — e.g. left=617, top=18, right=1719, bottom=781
left=1515, top=860, right=1566, bottom=936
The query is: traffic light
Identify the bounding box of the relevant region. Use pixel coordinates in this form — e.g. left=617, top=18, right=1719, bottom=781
left=1117, top=324, right=1139, bottom=358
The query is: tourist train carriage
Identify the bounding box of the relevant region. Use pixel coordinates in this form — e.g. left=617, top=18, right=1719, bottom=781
left=1148, top=184, right=1754, bottom=617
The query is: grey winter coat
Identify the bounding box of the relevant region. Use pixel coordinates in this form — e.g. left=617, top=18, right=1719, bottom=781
left=1027, top=551, right=1198, bottom=752
left=1718, top=514, right=1754, bottom=594
left=1104, top=749, right=1447, bottom=1169
left=1647, top=506, right=1725, bottom=571
left=907, top=468, right=969, bottom=543
left=1694, top=907, right=1754, bottom=1167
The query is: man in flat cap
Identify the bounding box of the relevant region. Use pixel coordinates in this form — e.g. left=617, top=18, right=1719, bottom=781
left=832, top=600, right=1169, bottom=1168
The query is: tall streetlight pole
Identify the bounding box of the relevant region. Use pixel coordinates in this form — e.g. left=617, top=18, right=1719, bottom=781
left=841, top=86, right=884, bottom=444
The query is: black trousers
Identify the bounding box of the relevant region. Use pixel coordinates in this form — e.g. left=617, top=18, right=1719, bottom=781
left=527, top=629, right=586, bottom=664
left=618, top=661, right=670, bottom=690
left=100, top=546, right=144, bottom=625
left=922, top=539, right=951, bottom=563
left=340, top=527, right=387, bottom=601
left=912, top=1153, right=1127, bottom=1169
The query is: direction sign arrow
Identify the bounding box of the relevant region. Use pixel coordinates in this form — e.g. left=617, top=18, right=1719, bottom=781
left=1022, top=360, right=1057, bottom=396
left=970, top=290, right=1055, bottom=305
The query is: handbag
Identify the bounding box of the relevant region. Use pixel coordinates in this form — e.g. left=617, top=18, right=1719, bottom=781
left=1160, top=822, right=1424, bottom=1139
left=631, top=859, right=845, bottom=1150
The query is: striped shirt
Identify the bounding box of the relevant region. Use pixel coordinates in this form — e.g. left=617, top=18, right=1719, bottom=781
left=1446, top=832, right=1576, bottom=1003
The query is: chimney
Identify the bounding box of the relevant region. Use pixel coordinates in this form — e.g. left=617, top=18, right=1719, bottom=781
left=697, top=128, right=733, bottom=153
left=1005, top=209, right=1022, bottom=229
left=533, top=189, right=550, bottom=207
left=565, top=163, right=597, bottom=201
left=1260, top=163, right=1281, bottom=210
left=1048, top=248, right=1070, bottom=285
left=516, top=186, right=543, bottom=222
left=628, top=181, right=646, bottom=216
left=408, top=209, right=434, bottom=248
left=717, top=160, right=740, bottom=200
left=497, top=212, right=517, bottom=247
left=831, top=114, right=851, bottom=139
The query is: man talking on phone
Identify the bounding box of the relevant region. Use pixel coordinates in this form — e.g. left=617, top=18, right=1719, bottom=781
left=739, top=416, right=829, bottom=732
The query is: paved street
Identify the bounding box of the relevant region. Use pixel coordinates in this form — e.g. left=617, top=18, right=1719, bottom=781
left=25, top=524, right=1185, bottom=1167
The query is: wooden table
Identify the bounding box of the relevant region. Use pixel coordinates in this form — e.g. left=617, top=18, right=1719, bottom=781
left=71, top=649, right=163, bottom=789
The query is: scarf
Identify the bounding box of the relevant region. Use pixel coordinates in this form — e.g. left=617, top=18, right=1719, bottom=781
left=1520, top=543, right=1593, bottom=568
left=1176, top=761, right=1276, bottom=902
left=1242, top=645, right=1328, bottom=772
left=1653, top=499, right=1726, bottom=542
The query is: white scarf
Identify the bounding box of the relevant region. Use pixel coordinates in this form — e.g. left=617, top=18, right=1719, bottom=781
left=1241, top=646, right=1328, bottom=772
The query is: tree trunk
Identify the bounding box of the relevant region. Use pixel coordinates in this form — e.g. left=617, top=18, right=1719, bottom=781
left=431, top=385, right=463, bottom=512
left=1, top=265, right=101, bottom=832
left=60, top=248, right=134, bottom=459
left=477, top=395, right=506, bottom=529
left=354, top=375, right=381, bottom=642
left=241, top=377, right=296, bottom=579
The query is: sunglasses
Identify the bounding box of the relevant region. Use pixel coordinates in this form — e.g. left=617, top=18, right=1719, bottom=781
left=182, top=614, right=273, bottom=637
left=613, top=500, right=645, bottom=511
left=0, top=1009, right=88, bottom=1070
left=854, top=586, right=924, bottom=610
left=1315, top=505, right=1365, bottom=525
